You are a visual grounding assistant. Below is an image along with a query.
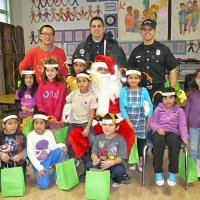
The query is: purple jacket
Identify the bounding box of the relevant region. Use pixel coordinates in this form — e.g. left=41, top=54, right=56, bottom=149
left=184, top=88, right=200, bottom=128
left=150, top=103, right=188, bottom=140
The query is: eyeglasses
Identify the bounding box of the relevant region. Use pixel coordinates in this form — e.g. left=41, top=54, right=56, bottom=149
left=40, top=32, right=54, bottom=37
left=141, top=27, right=154, bottom=32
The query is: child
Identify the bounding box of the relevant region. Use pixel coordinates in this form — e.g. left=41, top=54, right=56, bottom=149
left=37, top=62, right=67, bottom=122
left=66, top=71, right=97, bottom=158
left=0, top=115, right=27, bottom=176
left=15, top=69, right=38, bottom=118
left=66, top=56, right=87, bottom=92
left=27, top=112, right=67, bottom=189
left=86, top=113, right=132, bottom=187
left=150, top=87, right=189, bottom=186
left=184, top=69, right=200, bottom=177
left=120, top=69, right=153, bottom=172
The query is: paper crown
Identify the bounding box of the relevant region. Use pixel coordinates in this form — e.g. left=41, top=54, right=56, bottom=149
left=126, top=70, right=141, bottom=76
left=33, top=114, right=48, bottom=121
left=93, top=55, right=116, bottom=75
left=22, top=70, right=35, bottom=75
left=77, top=72, right=91, bottom=80
left=44, top=64, right=58, bottom=68
left=100, top=113, right=119, bottom=125
left=73, top=58, right=86, bottom=65
left=141, top=19, right=157, bottom=29
left=2, top=115, right=18, bottom=123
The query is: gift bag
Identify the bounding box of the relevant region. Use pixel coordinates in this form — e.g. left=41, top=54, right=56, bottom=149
left=85, top=170, right=110, bottom=200
left=55, top=158, right=79, bottom=190
left=1, top=166, right=25, bottom=197
left=52, top=126, right=68, bottom=144
left=128, top=137, right=139, bottom=164
left=21, top=117, right=33, bottom=137
left=179, top=151, right=198, bottom=183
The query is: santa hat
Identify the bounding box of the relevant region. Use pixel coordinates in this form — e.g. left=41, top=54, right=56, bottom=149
left=93, top=55, right=116, bottom=75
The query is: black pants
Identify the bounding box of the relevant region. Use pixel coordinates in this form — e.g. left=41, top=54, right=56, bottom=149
left=137, top=138, right=146, bottom=157
left=152, top=132, right=181, bottom=173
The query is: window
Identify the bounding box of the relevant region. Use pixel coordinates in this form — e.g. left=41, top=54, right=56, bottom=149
left=0, top=0, right=10, bottom=23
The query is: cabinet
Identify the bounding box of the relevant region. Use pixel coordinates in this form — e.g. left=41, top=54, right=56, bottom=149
left=0, top=22, right=25, bottom=95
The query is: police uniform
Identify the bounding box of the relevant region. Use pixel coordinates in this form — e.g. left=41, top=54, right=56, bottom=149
left=127, top=40, right=178, bottom=103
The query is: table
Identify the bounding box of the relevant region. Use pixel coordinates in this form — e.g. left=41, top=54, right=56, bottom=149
left=0, top=93, right=15, bottom=105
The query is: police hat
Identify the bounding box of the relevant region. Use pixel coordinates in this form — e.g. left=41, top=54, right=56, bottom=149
left=141, top=19, right=157, bottom=29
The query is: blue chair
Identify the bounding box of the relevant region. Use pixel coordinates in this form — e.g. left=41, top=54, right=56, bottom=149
left=142, top=135, right=188, bottom=189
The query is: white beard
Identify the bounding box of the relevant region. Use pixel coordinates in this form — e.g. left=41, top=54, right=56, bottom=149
left=90, top=71, right=122, bottom=115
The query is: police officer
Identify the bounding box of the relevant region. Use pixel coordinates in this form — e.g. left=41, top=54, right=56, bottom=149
left=72, top=16, right=127, bottom=69
left=127, top=19, right=178, bottom=105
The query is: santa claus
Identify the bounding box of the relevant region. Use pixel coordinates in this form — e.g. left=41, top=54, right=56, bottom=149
left=90, top=55, right=135, bottom=156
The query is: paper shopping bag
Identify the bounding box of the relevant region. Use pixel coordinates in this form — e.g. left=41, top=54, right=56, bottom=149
left=55, top=159, right=79, bottom=190
left=52, top=126, right=68, bottom=144
left=1, top=166, right=25, bottom=197
left=21, top=117, right=33, bottom=137
left=179, top=151, right=198, bottom=183
left=85, top=170, right=110, bottom=200
left=128, top=137, right=139, bottom=164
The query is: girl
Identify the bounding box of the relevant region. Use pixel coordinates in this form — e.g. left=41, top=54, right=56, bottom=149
left=0, top=115, right=27, bottom=176
left=66, top=71, right=97, bottom=159
left=184, top=69, right=200, bottom=178
left=37, top=62, right=67, bottom=122
left=15, top=69, right=38, bottom=118
left=27, top=112, right=67, bottom=189
left=66, top=56, right=87, bottom=92
left=120, top=69, right=153, bottom=172
left=150, top=87, right=189, bottom=186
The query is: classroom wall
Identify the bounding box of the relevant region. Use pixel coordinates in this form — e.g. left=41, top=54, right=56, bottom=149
left=10, top=0, right=200, bottom=61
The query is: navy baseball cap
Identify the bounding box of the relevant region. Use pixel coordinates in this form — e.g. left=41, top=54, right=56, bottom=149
left=141, top=19, right=157, bottom=29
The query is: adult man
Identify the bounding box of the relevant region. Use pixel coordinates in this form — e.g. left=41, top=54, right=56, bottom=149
left=19, top=25, right=68, bottom=83
left=73, top=16, right=127, bottom=68
left=127, top=19, right=178, bottom=104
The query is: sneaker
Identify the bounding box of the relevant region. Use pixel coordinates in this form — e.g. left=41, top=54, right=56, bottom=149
left=129, top=164, right=136, bottom=171
left=121, top=174, right=132, bottom=184
left=154, top=173, right=164, bottom=186
left=112, top=182, right=122, bottom=188
left=167, top=172, right=176, bottom=186
left=137, top=163, right=143, bottom=172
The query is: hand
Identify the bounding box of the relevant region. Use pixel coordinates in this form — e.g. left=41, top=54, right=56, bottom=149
left=92, top=158, right=100, bottom=166
left=62, top=146, right=68, bottom=153
left=182, top=139, right=189, bottom=149
left=21, top=106, right=27, bottom=112
left=100, top=160, right=113, bottom=170
left=10, top=153, right=22, bottom=162
left=146, top=119, right=151, bottom=132
left=1, top=153, right=10, bottom=162
left=37, top=169, right=46, bottom=179
left=157, top=128, right=165, bottom=135
left=28, top=108, right=34, bottom=112
left=82, top=127, right=90, bottom=137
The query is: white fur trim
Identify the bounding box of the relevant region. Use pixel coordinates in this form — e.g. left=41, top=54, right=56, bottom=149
left=44, top=64, right=58, bottom=68
left=93, top=62, right=108, bottom=69
left=126, top=70, right=141, bottom=76
left=2, top=115, right=17, bottom=122
left=73, top=58, right=86, bottom=65
left=22, top=70, right=35, bottom=75
left=162, top=92, right=175, bottom=96
left=33, top=114, right=48, bottom=121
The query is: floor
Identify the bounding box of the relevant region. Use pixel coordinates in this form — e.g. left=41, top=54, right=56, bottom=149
left=1, top=150, right=200, bottom=200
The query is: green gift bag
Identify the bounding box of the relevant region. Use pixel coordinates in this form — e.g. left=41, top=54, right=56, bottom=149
left=55, top=158, right=79, bottom=190
left=179, top=151, right=198, bottom=183
left=128, top=137, right=139, bottom=164
left=52, top=126, right=68, bottom=144
left=1, top=166, right=25, bottom=197
left=85, top=170, right=110, bottom=200
left=21, top=117, right=33, bottom=137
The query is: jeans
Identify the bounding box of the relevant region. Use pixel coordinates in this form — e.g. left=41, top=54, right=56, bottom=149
left=189, top=128, right=200, bottom=160
left=152, top=132, right=181, bottom=173
left=32, top=148, right=66, bottom=189
left=86, top=161, right=126, bottom=184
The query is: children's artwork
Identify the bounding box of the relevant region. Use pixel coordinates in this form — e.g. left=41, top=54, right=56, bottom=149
left=164, top=41, right=175, bottom=53
left=118, top=0, right=169, bottom=41
left=64, top=30, right=73, bottom=43
left=54, top=31, right=63, bottom=43
left=171, top=1, right=200, bottom=40
left=106, top=28, right=117, bottom=40
left=120, top=42, right=130, bottom=55
left=74, top=30, right=84, bottom=42
left=105, top=2, right=117, bottom=12
left=175, top=41, right=187, bottom=55
left=66, top=44, right=77, bottom=56
left=104, top=14, right=117, bottom=27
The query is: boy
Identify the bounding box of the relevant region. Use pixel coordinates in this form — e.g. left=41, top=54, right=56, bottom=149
left=87, top=113, right=132, bottom=187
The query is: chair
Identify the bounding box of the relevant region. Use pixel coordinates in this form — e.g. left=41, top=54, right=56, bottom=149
left=141, top=135, right=188, bottom=189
